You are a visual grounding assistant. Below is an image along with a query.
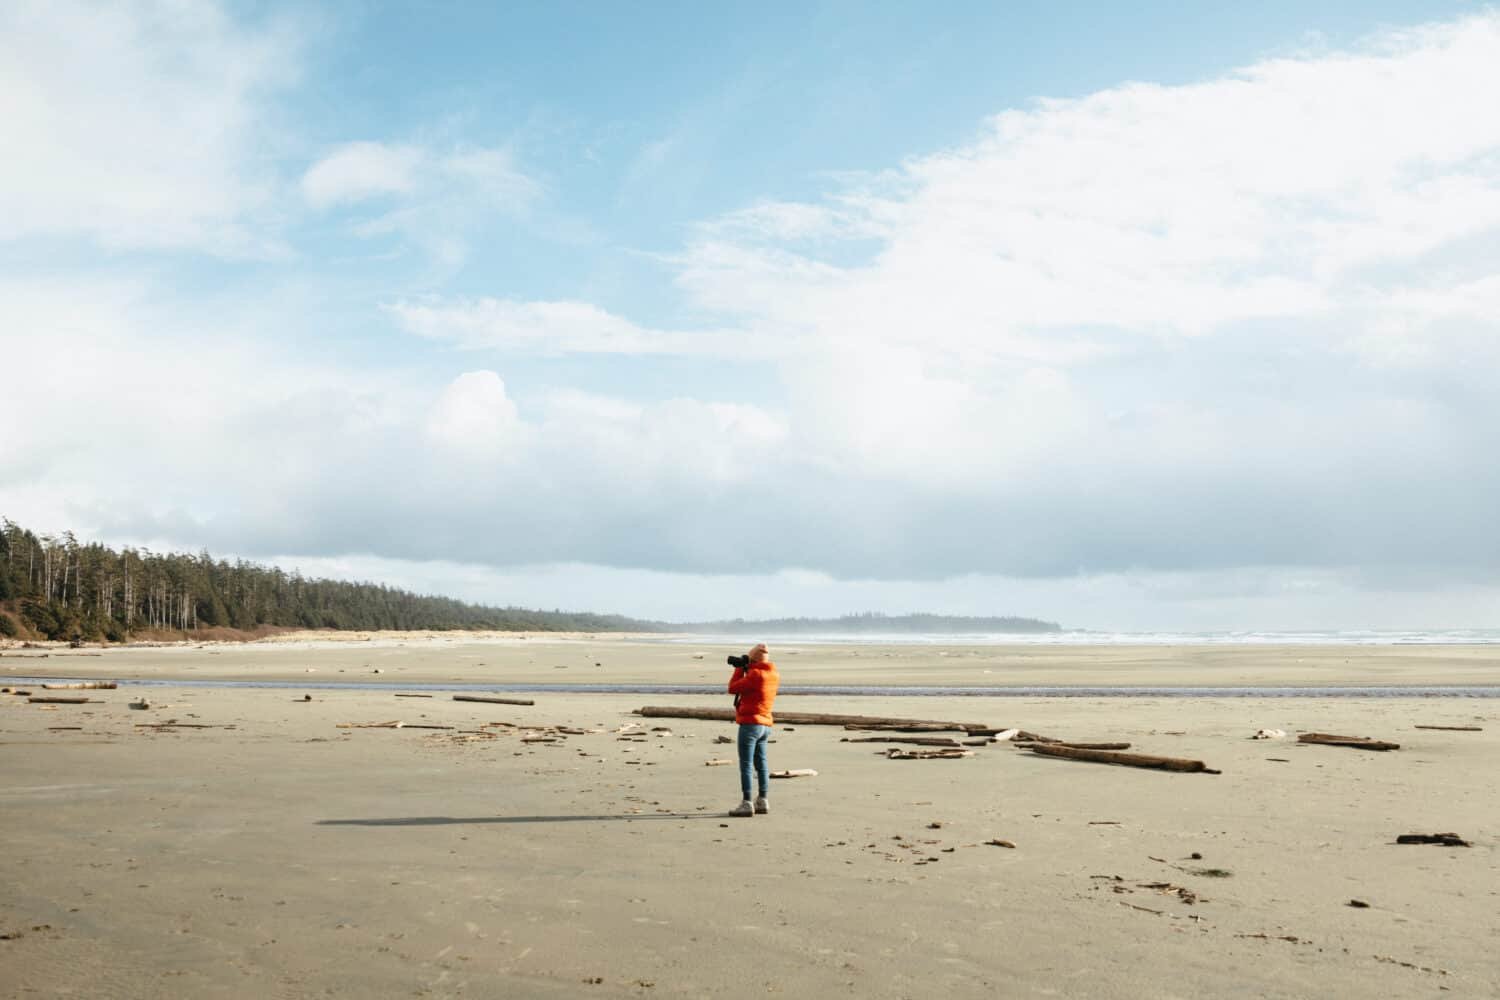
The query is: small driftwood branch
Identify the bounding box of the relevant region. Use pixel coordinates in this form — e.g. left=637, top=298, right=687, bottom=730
left=1413, top=725, right=1482, bottom=732
left=134, top=722, right=232, bottom=729
left=394, top=693, right=433, bottom=699
left=770, top=768, right=818, bottom=778
left=28, top=696, right=90, bottom=704
left=337, top=720, right=402, bottom=729
left=1029, top=743, right=1215, bottom=773
left=636, top=706, right=986, bottom=728
left=884, top=747, right=973, bottom=760
left=40, top=682, right=117, bottom=690
left=1298, top=733, right=1400, bottom=751
left=453, top=695, right=535, bottom=706
left=1396, top=833, right=1470, bottom=847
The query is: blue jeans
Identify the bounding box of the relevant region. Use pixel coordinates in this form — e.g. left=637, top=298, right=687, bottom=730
left=737, top=724, right=770, bottom=800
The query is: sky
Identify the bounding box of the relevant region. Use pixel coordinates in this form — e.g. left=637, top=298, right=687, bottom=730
left=4, top=0, right=1500, bottom=631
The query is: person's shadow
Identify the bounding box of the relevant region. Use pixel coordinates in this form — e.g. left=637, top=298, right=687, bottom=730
left=317, top=813, right=724, bottom=827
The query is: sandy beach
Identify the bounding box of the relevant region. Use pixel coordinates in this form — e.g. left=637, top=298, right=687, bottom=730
left=2, top=637, right=1497, bottom=998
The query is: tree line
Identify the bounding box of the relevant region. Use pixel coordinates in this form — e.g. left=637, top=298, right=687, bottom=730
left=0, top=519, right=655, bottom=642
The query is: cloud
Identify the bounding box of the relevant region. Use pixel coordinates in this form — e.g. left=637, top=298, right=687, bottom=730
left=300, top=141, right=540, bottom=269
left=0, top=0, right=300, bottom=255
left=387, top=297, right=778, bottom=358
left=301, top=142, right=424, bottom=207
left=425, top=371, right=523, bottom=459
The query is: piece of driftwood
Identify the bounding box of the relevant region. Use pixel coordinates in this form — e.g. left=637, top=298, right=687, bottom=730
left=842, top=736, right=963, bottom=747
left=1396, top=833, right=1470, bottom=847
left=635, top=706, right=987, bottom=729
left=41, top=682, right=117, bottom=690
left=394, top=693, right=434, bottom=699
left=1298, top=733, right=1400, bottom=751
left=704, top=759, right=732, bottom=766
left=28, top=696, right=90, bottom=704
left=1054, top=742, right=1132, bottom=751
left=884, top=748, right=973, bottom=760
left=453, top=695, right=535, bottom=706
left=844, top=722, right=968, bottom=733
left=985, top=838, right=1017, bottom=848
left=1029, top=743, right=1215, bottom=773
left=337, top=720, right=401, bottom=729
left=1413, top=725, right=1482, bottom=732
left=770, top=768, right=818, bottom=778
left=134, top=722, right=231, bottom=729
left=396, top=724, right=454, bottom=730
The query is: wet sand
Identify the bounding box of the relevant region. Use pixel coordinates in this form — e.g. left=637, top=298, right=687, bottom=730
left=2, top=637, right=1498, bottom=998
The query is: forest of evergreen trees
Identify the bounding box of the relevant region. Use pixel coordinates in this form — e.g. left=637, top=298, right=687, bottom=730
left=0, top=519, right=655, bottom=642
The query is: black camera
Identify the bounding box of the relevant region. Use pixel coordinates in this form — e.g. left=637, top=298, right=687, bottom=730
left=726, top=654, right=750, bottom=669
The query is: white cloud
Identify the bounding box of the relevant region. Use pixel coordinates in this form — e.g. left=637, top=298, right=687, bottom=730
left=386, top=297, right=782, bottom=359
left=301, top=143, right=539, bottom=211
left=425, top=371, right=523, bottom=459
left=0, top=0, right=299, bottom=255
left=301, top=142, right=423, bottom=207
left=300, top=142, right=540, bottom=269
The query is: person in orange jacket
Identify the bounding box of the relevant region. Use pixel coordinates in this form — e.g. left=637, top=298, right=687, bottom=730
left=727, top=642, right=779, bottom=817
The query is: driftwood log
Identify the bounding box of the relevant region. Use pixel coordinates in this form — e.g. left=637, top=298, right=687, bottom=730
left=770, top=769, right=817, bottom=778
left=635, top=706, right=987, bottom=729
left=453, top=695, right=535, bottom=707
left=1029, top=744, right=1216, bottom=773
left=1298, top=733, right=1400, bottom=751
left=844, top=723, right=970, bottom=734
left=1396, top=833, right=1470, bottom=847
left=842, top=736, right=963, bottom=747
left=1413, top=725, right=1482, bottom=732
left=28, top=696, right=90, bottom=704
left=40, top=682, right=117, bottom=690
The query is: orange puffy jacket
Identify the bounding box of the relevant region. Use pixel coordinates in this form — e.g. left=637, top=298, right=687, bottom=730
left=728, top=660, right=779, bottom=726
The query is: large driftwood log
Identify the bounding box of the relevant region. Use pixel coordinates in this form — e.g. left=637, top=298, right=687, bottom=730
left=1029, top=743, right=1215, bottom=773
left=1298, top=732, right=1400, bottom=751
left=453, top=695, right=535, bottom=707
left=635, top=706, right=987, bottom=729
left=41, top=682, right=117, bottom=690
left=842, top=736, right=963, bottom=747
left=28, top=696, right=90, bottom=704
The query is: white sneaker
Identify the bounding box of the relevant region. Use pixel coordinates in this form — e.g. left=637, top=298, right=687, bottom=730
left=754, top=797, right=769, bottom=815
left=729, top=800, right=754, bottom=817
